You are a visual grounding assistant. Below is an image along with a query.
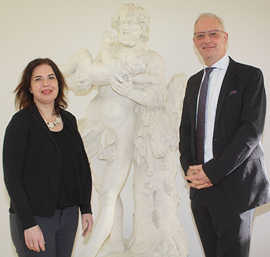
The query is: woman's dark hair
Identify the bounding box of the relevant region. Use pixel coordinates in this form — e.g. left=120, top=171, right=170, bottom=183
left=14, top=58, right=68, bottom=111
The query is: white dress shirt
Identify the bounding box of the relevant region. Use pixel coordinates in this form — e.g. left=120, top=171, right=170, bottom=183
left=197, top=55, right=229, bottom=163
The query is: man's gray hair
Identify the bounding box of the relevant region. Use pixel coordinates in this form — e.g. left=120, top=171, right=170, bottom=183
left=194, top=13, right=225, bottom=31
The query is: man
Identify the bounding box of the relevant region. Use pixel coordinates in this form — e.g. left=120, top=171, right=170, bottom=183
left=179, top=13, right=270, bottom=257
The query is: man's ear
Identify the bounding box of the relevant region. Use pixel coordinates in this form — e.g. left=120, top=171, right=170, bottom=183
left=224, top=32, right=228, bottom=42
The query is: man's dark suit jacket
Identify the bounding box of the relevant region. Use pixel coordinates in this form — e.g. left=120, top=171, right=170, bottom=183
left=3, top=104, right=92, bottom=229
left=179, top=57, right=270, bottom=213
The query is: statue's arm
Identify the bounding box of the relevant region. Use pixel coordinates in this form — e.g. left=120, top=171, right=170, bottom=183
left=62, top=49, right=113, bottom=96
left=112, top=53, right=166, bottom=107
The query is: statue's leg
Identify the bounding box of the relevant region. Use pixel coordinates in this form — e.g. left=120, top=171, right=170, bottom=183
left=128, top=162, right=156, bottom=253
left=79, top=121, right=135, bottom=257
left=97, top=196, right=125, bottom=257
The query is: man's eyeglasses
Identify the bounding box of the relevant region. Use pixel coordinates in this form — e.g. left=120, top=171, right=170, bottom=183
left=193, top=29, right=226, bottom=41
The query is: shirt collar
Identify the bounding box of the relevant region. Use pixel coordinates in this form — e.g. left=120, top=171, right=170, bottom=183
left=204, top=55, right=229, bottom=71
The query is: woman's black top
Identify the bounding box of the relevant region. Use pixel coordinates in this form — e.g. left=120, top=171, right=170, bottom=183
left=50, top=125, right=81, bottom=209
left=3, top=105, right=92, bottom=229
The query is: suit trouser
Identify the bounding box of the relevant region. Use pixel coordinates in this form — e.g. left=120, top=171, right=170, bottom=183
left=10, top=206, right=79, bottom=257
left=191, top=197, right=254, bottom=257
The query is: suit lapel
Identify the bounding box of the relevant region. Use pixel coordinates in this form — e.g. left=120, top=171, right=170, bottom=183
left=214, top=58, right=238, bottom=126
left=191, top=70, right=204, bottom=133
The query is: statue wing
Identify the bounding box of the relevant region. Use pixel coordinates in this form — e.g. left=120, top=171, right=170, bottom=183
left=166, top=73, right=187, bottom=126
left=163, top=73, right=187, bottom=151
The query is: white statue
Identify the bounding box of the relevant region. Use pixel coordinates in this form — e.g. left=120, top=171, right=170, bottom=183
left=63, top=3, right=188, bottom=257
left=124, top=71, right=188, bottom=257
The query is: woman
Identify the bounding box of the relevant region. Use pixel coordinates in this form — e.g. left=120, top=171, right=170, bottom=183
left=3, top=58, right=93, bottom=257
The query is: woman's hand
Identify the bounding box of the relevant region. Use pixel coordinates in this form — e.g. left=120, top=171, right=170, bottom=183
left=81, top=213, right=94, bottom=237
left=24, top=225, right=45, bottom=252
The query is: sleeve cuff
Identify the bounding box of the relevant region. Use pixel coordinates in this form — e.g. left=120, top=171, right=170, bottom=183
left=80, top=204, right=92, bottom=214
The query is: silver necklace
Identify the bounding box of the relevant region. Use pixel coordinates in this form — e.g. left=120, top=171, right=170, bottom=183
left=46, top=116, right=62, bottom=129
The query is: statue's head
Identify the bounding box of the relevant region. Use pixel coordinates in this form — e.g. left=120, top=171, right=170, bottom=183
left=112, top=3, right=150, bottom=47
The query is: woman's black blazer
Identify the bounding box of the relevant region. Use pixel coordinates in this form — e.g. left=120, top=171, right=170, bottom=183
left=3, top=104, right=92, bottom=229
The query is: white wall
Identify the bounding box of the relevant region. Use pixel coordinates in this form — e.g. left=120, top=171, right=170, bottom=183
left=1, top=0, right=270, bottom=256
